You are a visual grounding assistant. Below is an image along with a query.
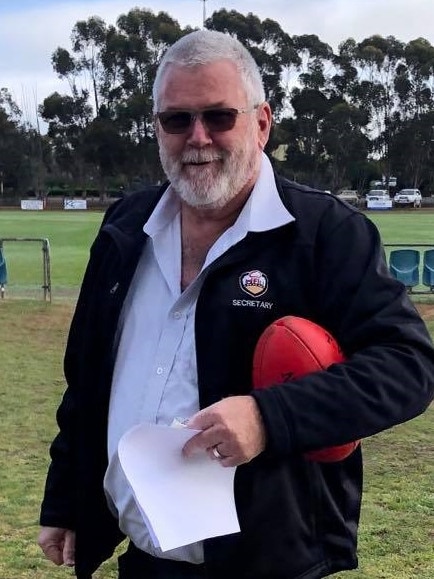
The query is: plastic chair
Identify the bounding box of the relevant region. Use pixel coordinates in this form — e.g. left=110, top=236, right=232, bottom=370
left=0, top=247, right=7, bottom=298
left=389, top=249, right=420, bottom=292
left=422, top=249, right=434, bottom=291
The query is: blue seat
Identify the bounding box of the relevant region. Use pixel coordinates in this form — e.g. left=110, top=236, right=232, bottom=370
left=0, top=247, right=7, bottom=298
left=389, top=249, right=420, bottom=291
left=422, top=249, right=434, bottom=291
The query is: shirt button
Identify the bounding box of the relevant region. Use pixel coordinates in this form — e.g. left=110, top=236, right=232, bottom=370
left=156, top=367, right=164, bottom=375
left=173, top=311, right=182, bottom=319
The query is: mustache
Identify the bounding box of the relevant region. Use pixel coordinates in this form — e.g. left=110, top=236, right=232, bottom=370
left=181, top=149, right=226, bottom=164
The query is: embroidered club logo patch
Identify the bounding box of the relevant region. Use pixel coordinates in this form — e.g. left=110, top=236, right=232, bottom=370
left=240, top=270, right=268, bottom=297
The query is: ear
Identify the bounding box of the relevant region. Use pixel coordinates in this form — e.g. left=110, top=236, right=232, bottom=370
left=154, top=118, right=161, bottom=141
left=256, top=102, right=272, bottom=150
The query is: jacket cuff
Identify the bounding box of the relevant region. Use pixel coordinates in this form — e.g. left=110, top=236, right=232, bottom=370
left=250, top=389, right=296, bottom=457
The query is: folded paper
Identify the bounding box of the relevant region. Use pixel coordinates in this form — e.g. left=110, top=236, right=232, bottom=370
left=118, top=423, right=240, bottom=551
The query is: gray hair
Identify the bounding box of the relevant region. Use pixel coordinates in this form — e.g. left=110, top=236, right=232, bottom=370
left=152, top=29, right=265, bottom=112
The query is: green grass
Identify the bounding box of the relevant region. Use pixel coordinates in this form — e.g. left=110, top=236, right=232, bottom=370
left=0, top=208, right=433, bottom=300
left=0, top=301, right=118, bottom=578
left=0, top=301, right=432, bottom=578
left=0, top=208, right=433, bottom=577
left=366, top=210, right=434, bottom=245
left=0, top=211, right=103, bottom=295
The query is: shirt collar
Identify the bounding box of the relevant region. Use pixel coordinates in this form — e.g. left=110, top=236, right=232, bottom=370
left=143, top=186, right=180, bottom=238
left=241, top=151, right=295, bottom=232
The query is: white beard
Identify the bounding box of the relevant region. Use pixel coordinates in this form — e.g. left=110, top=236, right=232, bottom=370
left=159, top=128, right=259, bottom=209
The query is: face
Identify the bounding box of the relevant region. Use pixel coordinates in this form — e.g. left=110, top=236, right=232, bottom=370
left=155, top=60, right=271, bottom=210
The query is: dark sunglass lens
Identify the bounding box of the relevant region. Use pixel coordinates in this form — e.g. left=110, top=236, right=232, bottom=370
left=203, top=109, right=238, bottom=132
left=159, top=111, right=192, bottom=133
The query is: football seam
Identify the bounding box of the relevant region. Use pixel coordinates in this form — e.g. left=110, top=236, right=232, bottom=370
left=254, top=325, right=326, bottom=387
left=285, top=329, right=326, bottom=372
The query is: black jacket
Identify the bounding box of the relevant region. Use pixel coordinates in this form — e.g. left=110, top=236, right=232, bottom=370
left=40, top=175, right=434, bottom=578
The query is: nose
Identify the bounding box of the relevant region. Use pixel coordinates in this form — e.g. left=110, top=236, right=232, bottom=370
left=186, top=115, right=213, bottom=147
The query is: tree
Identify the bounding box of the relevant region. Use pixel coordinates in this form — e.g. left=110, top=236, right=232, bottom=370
left=395, top=38, right=434, bottom=119
left=321, top=102, right=370, bottom=190
left=5, top=9, right=434, bottom=195
left=279, top=88, right=330, bottom=187
left=0, top=89, right=49, bottom=196
left=207, top=9, right=298, bottom=116
left=71, top=16, right=108, bottom=113
left=39, top=91, right=93, bottom=187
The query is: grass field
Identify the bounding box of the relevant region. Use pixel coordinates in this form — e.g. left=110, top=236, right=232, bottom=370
left=0, top=208, right=433, bottom=578
left=0, top=211, right=104, bottom=298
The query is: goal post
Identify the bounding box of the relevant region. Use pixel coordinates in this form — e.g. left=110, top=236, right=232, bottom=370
left=0, top=237, right=52, bottom=302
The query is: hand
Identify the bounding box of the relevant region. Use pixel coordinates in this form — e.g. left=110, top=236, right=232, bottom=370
left=182, top=395, right=266, bottom=467
left=38, top=526, right=76, bottom=567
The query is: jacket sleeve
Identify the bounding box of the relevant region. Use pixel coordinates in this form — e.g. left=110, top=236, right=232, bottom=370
left=252, top=209, right=434, bottom=457
left=39, top=202, right=122, bottom=529
left=39, top=189, right=161, bottom=530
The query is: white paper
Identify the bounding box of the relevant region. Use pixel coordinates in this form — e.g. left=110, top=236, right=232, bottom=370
left=118, top=423, right=240, bottom=551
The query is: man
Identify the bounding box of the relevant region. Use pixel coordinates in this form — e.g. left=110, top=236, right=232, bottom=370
left=38, top=30, right=434, bottom=579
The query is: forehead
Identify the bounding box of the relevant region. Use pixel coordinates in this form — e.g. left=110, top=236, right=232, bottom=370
left=158, top=59, right=247, bottom=110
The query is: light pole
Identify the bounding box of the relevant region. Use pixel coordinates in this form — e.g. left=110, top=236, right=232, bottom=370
left=200, top=0, right=207, bottom=27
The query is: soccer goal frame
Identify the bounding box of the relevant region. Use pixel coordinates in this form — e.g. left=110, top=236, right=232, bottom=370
left=0, top=237, right=52, bottom=302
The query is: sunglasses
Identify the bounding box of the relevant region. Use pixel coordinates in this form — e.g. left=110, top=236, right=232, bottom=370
left=156, top=106, right=259, bottom=134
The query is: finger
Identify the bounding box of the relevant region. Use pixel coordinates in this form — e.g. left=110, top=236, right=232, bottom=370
left=219, top=456, right=239, bottom=467
left=208, top=448, right=239, bottom=468
left=63, top=530, right=75, bottom=567
left=183, top=430, right=213, bottom=457
left=186, top=409, right=216, bottom=430
left=183, top=423, right=228, bottom=457
left=209, top=445, right=226, bottom=461
left=43, top=544, right=64, bottom=566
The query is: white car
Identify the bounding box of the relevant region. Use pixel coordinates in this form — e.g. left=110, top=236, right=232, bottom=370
left=393, top=189, right=422, bottom=208
left=366, top=189, right=389, bottom=201
left=365, top=190, right=392, bottom=209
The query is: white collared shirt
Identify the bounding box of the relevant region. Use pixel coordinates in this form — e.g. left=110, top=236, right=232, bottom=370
left=104, top=153, right=294, bottom=562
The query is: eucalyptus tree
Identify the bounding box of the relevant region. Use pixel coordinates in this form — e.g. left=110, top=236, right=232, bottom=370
left=395, top=38, right=434, bottom=119
left=43, top=9, right=189, bottom=188
left=279, top=87, right=330, bottom=187
left=292, top=34, right=335, bottom=92
left=70, top=16, right=109, bottom=114
left=0, top=89, right=23, bottom=194
left=47, top=17, right=111, bottom=189
left=50, top=16, right=108, bottom=115
left=279, top=36, right=341, bottom=188
left=103, top=8, right=189, bottom=183
left=348, top=35, right=405, bottom=182
left=206, top=9, right=299, bottom=117
left=39, top=91, right=93, bottom=188
left=388, top=111, right=434, bottom=188
left=0, top=89, right=49, bottom=196
left=321, top=102, right=370, bottom=190
left=105, top=8, right=188, bottom=139
left=389, top=38, right=434, bottom=187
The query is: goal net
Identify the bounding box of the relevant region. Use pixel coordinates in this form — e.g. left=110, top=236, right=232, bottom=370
left=0, top=238, right=51, bottom=301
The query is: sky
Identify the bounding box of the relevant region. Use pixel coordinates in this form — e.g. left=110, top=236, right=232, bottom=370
left=1, top=0, right=434, bottom=128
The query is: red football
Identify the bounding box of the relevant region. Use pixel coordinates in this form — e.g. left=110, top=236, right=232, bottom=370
left=253, top=316, right=359, bottom=462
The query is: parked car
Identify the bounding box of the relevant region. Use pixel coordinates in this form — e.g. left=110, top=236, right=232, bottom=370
left=366, top=189, right=389, bottom=201
left=336, top=189, right=360, bottom=206
left=393, top=188, right=422, bottom=208
left=364, top=189, right=392, bottom=209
